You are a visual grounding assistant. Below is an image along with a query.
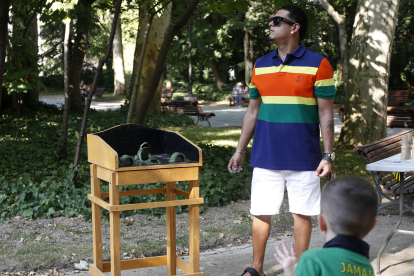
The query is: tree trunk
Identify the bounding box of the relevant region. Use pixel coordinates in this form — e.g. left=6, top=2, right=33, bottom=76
left=21, top=13, right=39, bottom=104
left=209, top=46, right=223, bottom=88
left=134, top=0, right=201, bottom=125
left=127, top=10, right=154, bottom=123
left=0, top=0, right=10, bottom=113
left=69, top=0, right=95, bottom=111
left=244, top=30, right=253, bottom=84
left=61, top=10, right=71, bottom=155
left=111, top=12, right=126, bottom=95
left=337, top=0, right=400, bottom=147
left=318, top=0, right=349, bottom=92
left=130, top=3, right=172, bottom=121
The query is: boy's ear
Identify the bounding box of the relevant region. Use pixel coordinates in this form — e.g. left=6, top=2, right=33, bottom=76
left=370, top=218, right=377, bottom=231
left=318, top=214, right=327, bottom=232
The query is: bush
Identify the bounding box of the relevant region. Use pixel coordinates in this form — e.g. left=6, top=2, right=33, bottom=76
left=0, top=103, right=251, bottom=221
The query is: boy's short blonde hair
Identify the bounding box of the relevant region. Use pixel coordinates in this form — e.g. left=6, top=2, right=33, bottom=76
left=321, top=176, right=378, bottom=238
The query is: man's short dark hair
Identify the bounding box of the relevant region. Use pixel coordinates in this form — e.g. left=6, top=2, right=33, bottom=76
left=279, top=5, right=308, bottom=41
left=321, top=176, right=378, bottom=238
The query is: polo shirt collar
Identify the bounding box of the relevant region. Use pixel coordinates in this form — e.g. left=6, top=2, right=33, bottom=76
left=273, top=43, right=306, bottom=59
left=323, top=235, right=370, bottom=259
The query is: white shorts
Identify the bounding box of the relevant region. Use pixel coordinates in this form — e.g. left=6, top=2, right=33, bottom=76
left=250, top=168, right=321, bottom=216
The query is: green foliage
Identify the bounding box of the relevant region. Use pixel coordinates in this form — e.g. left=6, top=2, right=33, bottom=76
left=3, top=36, right=39, bottom=94
left=0, top=103, right=194, bottom=222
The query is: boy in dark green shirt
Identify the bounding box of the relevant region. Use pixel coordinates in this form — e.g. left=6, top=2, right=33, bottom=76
left=274, top=176, right=378, bottom=276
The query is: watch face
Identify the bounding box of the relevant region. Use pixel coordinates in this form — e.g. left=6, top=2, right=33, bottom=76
left=325, top=152, right=335, bottom=160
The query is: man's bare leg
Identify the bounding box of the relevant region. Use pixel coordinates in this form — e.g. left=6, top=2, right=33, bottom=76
left=292, top=213, right=312, bottom=258
left=243, top=215, right=271, bottom=276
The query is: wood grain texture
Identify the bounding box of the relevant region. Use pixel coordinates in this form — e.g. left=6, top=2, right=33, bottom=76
left=108, top=198, right=203, bottom=211
left=91, top=165, right=103, bottom=270
left=166, top=182, right=177, bottom=276
left=109, top=173, right=121, bottom=276
left=87, top=134, right=118, bottom=170
left=101, top=256, right=167, bottom=271
left=189, top=179, right=200, bottom=273
left=116, top=167, right=199, bottom=185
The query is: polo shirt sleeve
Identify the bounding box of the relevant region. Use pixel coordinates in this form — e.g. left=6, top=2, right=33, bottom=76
left=249, top=63, right=261, bottom=99
left=314, top=58, right=336, bottom=99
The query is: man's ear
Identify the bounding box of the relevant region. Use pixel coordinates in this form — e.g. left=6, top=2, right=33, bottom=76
left=318, top=214, right=327, bottom=232
left=292, top=23, right=300, bottom=34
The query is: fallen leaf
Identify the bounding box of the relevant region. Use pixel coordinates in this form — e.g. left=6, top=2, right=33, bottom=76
left=219, top=233, right=224, bottom=238
left=227, top=244, right=233, bottom=248
left=233, top=220, right=241, bottom=224
left=19, top=238, right=24, bottom=243
left=284, top=231, right=292, bottom=236
left=275, top=237, right=281, bottom=240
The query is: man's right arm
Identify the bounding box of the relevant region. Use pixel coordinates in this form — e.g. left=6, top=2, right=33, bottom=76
left=227, top=97, right=261, bottom=173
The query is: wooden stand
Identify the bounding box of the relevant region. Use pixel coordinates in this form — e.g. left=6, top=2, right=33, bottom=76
left=88, top=164, right=205, bottom=276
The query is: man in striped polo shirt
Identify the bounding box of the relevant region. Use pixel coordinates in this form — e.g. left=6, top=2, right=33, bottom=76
left=228, top=5, right=335, bottom=276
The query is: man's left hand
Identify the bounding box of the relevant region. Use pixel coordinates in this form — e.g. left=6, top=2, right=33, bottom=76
left=316, top=158, right=332, bottom=177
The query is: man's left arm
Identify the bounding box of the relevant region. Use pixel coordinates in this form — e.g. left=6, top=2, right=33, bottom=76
left=316, top=97, right=334, bottom=177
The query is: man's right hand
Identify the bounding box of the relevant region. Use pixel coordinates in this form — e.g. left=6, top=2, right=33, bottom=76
left=228, top=152, right=244, bottom=173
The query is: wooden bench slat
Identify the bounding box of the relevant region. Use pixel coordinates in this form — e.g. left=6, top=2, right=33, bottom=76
left=161, top=100, right=215, bottom=126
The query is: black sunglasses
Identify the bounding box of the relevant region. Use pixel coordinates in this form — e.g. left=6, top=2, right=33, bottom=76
left=270, top=16, right=296, bottom=26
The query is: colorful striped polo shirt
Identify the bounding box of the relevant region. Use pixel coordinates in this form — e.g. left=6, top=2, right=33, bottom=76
left=249, top=44, right=335, bottom=171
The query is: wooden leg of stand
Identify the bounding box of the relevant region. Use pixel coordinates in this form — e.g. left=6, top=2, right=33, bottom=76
left=109, top=173, right=121, bottom=276
left=189, top=180, right=200, bottom=273
left=91, top=165, right=103, bottom=271
left=166, top=181, right=177, bottom=276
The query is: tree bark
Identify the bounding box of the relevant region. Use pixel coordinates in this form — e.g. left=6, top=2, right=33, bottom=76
left=134, top=0, right=201, bottom=125
left=244, top=30, right=253, bottom=84
left=22, top=12, right=39, bottom=104
left=209, top=46, right=223, bottom=88
left=61, top=9, right=71, bottom=155
left=318, top=0, right=349, bottom=92
left=0, top=0, right=11, bottom=113
left=127, top=9, right=154, bottom=123
left=69, top=0, right=95, bottom=111
left=337, top=0, right=400, bottom=147
left=129, top=3, right=172, bottom=122
left=111, top=12, right=126, bottom=95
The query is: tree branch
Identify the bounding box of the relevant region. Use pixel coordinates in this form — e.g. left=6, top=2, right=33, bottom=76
left=317, top=0, right=344, bottom=25
left=151, top=0, right=173, bottom=14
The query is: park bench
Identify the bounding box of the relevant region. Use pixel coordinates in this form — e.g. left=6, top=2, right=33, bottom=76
left=161, top=100, right=216, bottom=127
left=334, top=90, right=413, bottom=128
left=353, top=130, right=414, bottom=212
left=161, top=88, right=177, bottom=100
left=93, top=88, right=106, bottom=100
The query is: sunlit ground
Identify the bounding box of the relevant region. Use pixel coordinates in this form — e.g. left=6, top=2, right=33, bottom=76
left=166, top=126, right=253, bottom=148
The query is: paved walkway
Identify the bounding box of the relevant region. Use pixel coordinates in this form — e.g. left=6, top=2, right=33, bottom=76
left=39, top=95, right=408, bottom=136
left=39, top=96, right=414, bottom=275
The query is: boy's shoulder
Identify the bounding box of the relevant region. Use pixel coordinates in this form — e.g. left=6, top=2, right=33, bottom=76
left=295, top=248, right=374, bottom=276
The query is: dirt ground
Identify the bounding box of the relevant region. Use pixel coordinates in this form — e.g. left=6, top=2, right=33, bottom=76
left=0, top=197, right=315, bottom=274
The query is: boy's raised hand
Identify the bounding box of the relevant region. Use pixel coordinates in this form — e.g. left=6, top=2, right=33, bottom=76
left=274, top=241, right=298, bottom=276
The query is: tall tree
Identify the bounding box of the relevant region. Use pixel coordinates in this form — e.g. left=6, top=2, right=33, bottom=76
left=317, top=0, right=350, bottom=92
left=337, top=0, right=400, bottom=147
left=62, top=1, right=72, bottom=155
left=134, top=0, right=201, bottom=124
left=0, top=0, right=11, bottom=113
left=127, top=0, right=172, bottom=123
left=68, top=0, right=97, bottom=111
left=110, top=12, right=126, bottom=95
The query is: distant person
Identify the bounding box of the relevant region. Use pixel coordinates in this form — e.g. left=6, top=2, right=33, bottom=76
left=229, top=82, right=240, bottom=106
left=234, top=81, right=249, bottom=108
left=274, top=175, right=377, bottom=276
left=80, top=80, right=89, bottom=97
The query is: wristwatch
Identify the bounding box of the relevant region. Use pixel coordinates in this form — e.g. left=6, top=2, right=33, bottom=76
left=324, top=152, right=335, bottom=161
